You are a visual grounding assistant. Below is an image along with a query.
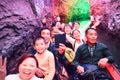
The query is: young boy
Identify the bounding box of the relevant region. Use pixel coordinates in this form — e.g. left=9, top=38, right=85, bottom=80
left=34, top=37, right=55, bottom=80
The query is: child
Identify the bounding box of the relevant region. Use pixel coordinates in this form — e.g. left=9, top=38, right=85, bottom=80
left=34, top=37, right=55, bottom=80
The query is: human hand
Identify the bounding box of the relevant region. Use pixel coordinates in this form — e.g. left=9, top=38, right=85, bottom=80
left=98, top=58, right=108, bottom=68
left=76, top=65, right=84, bottom=74
left=0, top=56, right=7, bottom=80
left=36, top=68, right=45, bottom=78
left=59, top=43, right=66, bottom=50
left=57, top=43, right=66, bottom=54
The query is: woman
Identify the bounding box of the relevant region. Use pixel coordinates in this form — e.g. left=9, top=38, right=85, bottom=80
left=5, top=53, right=43, bottom=80
left=66, top=29, right=84, bottom=52
left=72, top=21, right=80, bottom=30
left=64, top=24, right=74, bottom=50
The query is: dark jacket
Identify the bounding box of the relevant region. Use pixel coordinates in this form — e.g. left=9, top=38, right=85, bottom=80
left=73, top=42, right=114, bottom=67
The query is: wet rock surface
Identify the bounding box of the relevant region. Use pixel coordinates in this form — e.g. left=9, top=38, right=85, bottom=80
left=0, top=0, right=41, bottom=74
left=90, top=0, right=120, bottom=67
left=0, top=0, right=120, bottom=74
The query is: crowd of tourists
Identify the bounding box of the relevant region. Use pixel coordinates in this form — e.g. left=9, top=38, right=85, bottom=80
left=0, top=16, right=114, bottom=80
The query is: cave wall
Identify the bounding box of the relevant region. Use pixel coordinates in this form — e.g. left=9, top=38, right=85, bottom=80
left=0, top=0, right=120, bottom=74
left=0, top=0, right=42, bottom=74
left=0, top=0, right=56, bottom=74
left=89, top=0, right=120, bottom=67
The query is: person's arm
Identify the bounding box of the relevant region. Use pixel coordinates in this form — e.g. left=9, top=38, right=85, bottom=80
left=58, top=31, right=76, bottom=48
left=73, top=47, right=81, bottom=67
left=44, top=53, right=55, bottom=80
left=73, top=47, right=85, bottom=73
left=98, top=44, right=114, bottom=68
left=66, top=34, right=75, bottom=47
left=91, top=20, right=100, bottom=29
left=103, top=48, right=114, bottom=63
left=0, top=56, right=7, bottom=80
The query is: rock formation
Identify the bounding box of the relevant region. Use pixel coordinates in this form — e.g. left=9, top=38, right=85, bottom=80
left=0, top=0, right=43, bottom=74
left=89, top=0, right=120, bottom=67
left=0, top=0, right=120, bottom=74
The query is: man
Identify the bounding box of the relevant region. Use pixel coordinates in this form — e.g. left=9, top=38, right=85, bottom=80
left=29, top=27, right=61, bottom=79
left=73, top=28, right=114, bottom=80
left=30, top=27, right=58, bottom=56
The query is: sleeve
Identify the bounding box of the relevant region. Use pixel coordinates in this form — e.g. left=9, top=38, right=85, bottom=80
left=44, top=53, right=55, bottom=80
left=73, top=46, right=81, bottom=68
left=102, top=45, right=114, bottom=63
left=66, top=34, right=75, bottom=47
left=51, top=43, right=59, bottom=57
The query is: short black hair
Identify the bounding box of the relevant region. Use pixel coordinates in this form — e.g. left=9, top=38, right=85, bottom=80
left=39, top=27, right=51, bottom=36
left=85, top=28, right=97, bottom=35
left=51, top=21, right=56, bottom=27
left=33, top=36, right=46, bottom=45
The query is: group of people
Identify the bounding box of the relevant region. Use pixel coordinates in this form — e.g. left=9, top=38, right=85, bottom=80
left=0, top=16, right=114, bottom=80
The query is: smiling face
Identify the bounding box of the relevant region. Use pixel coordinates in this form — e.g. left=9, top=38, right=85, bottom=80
left=19, top=57, right=37, bottom=80
left=85, top=29, right=98, bottom=46
left=72, top=30, right=80, bottom=40
left=34, top=38, right=46, bottom=54
left=64, top=25, right=72, bottom=35
left=73, top=22, right=80, bottom=29
left=40, top=29, right=51, bottom=43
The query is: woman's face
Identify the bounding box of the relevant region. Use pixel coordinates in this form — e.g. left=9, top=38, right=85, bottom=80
left=64, top=25, right=72, bottom=35
left=73, top=30, right=80, bottom=40
left=19, top=58, right=37, bottom=80
left=73, top=22, right=79, bottom=29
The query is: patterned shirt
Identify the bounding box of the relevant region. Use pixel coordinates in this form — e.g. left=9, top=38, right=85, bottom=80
left=88, top=45, right=95, bottom=56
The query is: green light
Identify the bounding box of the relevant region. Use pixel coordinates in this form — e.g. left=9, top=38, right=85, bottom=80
left=67, top=0, right=90, bottom=28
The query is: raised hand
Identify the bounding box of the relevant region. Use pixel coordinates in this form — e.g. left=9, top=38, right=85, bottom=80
left=0, top=56, right=7, bottom=80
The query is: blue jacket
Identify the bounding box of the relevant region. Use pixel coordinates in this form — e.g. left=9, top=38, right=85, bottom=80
left=73, top=42, right=114, bottom=67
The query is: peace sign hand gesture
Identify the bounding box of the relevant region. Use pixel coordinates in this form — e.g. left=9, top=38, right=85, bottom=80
left=0, top=56, right=7, bottom=80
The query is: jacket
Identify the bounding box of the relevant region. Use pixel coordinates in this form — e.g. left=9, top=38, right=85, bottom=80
left=73, top=42, right=114, bottom=67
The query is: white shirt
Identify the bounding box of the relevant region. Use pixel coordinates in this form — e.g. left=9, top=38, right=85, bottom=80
left=5, top=74, right=43, bottom=80
left=66, top=34, right=83, bottom=52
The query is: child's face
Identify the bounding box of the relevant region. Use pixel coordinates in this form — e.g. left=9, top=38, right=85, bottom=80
left=34, top=39, right=46, bottom=54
